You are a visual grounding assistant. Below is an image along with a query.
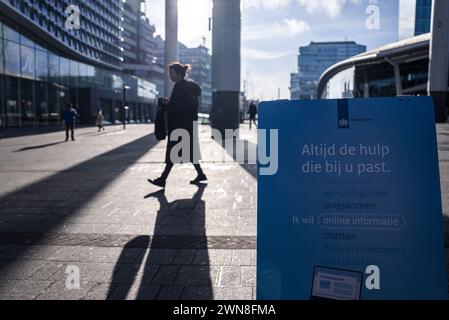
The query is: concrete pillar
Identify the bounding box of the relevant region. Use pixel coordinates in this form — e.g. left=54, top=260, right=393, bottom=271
left=428, top=0, right=449, bottom=122
left=211, top=0, right=241, bottom=133
left=165, top=0, right=178, bottom=97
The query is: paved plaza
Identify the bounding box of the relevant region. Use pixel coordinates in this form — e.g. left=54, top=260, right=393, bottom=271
left=0, top=123, right=447, bottom=299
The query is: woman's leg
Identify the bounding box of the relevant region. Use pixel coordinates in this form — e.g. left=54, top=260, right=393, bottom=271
left=160, top=163, right=174, bottom=181
left=191, top=164, right=207, bottom=184
left=148, top=163, right=173, bottom=188
left=194, top=164, right=204, bottom=176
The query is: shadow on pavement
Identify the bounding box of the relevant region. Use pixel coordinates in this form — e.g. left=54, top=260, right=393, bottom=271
left=107, top=185, right=212, bottom=300
left=0, top=133, right=160, bottom=274
left=14, top=141, right=66, bottom=152
left=106, top=235, right=151, bottom=300
left=0, top=126, right=64, bottom=140
left=213, top=137, right=257, bottom=178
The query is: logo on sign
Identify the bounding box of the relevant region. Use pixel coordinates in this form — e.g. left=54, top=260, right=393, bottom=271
left=337, top=100, right=350, bottom=129
left=339, top=118, right=349, bottom=128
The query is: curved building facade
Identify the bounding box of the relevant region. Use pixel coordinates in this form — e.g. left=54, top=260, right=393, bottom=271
left=1, top=0, right=123, bottom=70
left=0, top=0, right=157, bottom=128
left=318, top=34, right=431, bottom=100
left=317, top=33, right=449, bottom=122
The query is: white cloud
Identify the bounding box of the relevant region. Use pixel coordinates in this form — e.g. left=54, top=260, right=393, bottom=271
left=244, top=19, right=310, bottom=41
left=296, top=0, right=361, bottom=18
left=399, top=0, right=416, bottom=40
left=242, top=0, right=291, bottom=10
left=285, top=19, right=311, bottom=34
left=146, top=1, right=165, bottom=35
left=178, top=0, right=212, bottom=48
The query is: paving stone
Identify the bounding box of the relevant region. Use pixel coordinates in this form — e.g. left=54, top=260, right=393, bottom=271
left=193, top=249, right=232, bottom=266
left=181, top=286, right=214, bottom=300
left=151, top=265, right=181, bottom=285
left=217, top=267, right=242, bottom=287
left=236, top=224, right=257, bottom=236
left=110, top=263, right=159, bottom=284
left=241, top=266, right=256, bottom=287
left=0, top=280, right=53, bottom=300
left=189, top=226, right=207, bottom=235
left=0, top=259, right=47, bottom=280
left=155, top=285, right=184, bottom=300
left=29, top=261, right=65, bottom=281
left=84, top=282, right=116, bottom=300
left=145, top=249, right=177, bottom=264
left=108, top=283, right=160, bottom=300
left=0, top=233, right=256, bottom=250
left=157, top=225, right=192, bottom=236
left=251, top=250, right=257, bottom=266
left=231, top=250, right=253, bottom=266
left=175, top=266, right=219, bottom=287
left=49, top=262, right=118, bottom=283
left=172, top=249, right=197, bottom=265
left=50, top=246, right=143, bottom=264
left=213, top=287, right=253, bottom=300
left=35, top=281, right=94, bottom=300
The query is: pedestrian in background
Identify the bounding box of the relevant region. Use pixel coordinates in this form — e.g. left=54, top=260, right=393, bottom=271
left=148, top=62, right=207, bottom=188
left=63, top=103, right=78, bottom=141
left=248, top=101, right=258, bottom=130
left=72, top=104, right=80, bottom=127
left=96, top=109, right=105, bottom=132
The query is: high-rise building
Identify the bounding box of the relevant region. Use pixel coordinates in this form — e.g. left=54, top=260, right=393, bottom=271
left=2, top=0, right=123, bottom=69
left=290, top=73, right=300, bottom=100
left=153, top=35, right=167, bottom=96
left=179, top=43, right=212, bottom=113
left=0, top=0, right=157, bottom=128
left=415, top=0, right=432, bottom=35
left=399, top=0, right=432, bottom=40
left=290, top=41, right=366, bottom=100
left=153, top=37, right=212, bottom=112
left=122, top=0, right=163, bottom=86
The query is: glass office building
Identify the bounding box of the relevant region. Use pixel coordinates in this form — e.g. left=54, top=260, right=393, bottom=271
left=415, top=0, right=432, bottom=35
left=291, top=41, right=366, bottom=100
left=399, top=0, right=432, bottom=40
left=0, top=0, right=157, bottom=128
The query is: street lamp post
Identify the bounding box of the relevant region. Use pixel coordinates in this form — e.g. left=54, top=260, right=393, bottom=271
left=122, top=85, right=130, bottom=130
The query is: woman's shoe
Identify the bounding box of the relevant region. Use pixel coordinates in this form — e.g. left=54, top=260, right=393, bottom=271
left=148, top=177, right=166, bottom=188
left=190, top=174, right=207, bottom=184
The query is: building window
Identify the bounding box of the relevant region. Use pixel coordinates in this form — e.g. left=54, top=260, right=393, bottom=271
left=5, top=76, right=20, bottom=127
left=4, top=40, right=21, bottom=76
left=20, top=44, right=35, bottom=79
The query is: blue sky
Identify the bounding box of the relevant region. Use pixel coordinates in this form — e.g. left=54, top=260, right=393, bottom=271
left=146, top=0, right=399, bottom=100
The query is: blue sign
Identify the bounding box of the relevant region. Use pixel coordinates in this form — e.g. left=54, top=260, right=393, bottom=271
left=257, top=97, right=448, bottom=300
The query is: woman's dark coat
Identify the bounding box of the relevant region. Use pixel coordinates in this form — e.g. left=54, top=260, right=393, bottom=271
left=165, top=79, right=202, bottom=164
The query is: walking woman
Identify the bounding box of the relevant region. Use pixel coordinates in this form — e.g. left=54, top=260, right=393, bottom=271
left=148, top=62, right=207, bottom=188
left=96, top=109, right=105, bottom=132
